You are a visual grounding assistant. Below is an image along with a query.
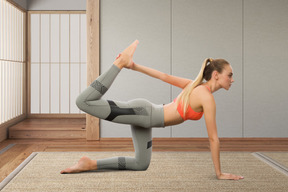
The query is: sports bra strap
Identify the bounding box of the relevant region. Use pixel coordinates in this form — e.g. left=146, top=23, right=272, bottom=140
left=204, top=85, right=211, bottom=92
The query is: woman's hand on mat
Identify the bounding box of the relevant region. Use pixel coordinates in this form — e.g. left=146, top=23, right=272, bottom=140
left=217, top=173, right=244, bottom=180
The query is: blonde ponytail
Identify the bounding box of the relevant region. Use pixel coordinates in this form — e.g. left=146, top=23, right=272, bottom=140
left=176, top=58, right=211, bottom=116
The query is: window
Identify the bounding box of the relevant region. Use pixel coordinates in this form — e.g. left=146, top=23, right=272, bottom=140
left=0, top=0, right=25, bottom=124
left=29, top=12, right=86, bottom=114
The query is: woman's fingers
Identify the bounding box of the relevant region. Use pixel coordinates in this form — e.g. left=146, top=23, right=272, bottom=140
left=113, top=40, right=139, bottom=69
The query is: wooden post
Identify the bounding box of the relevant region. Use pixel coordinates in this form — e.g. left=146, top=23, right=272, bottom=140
left=86, top=0, right=100, bottom=140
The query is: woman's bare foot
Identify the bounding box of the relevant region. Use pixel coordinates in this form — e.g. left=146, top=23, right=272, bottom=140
left=60, top=156, right=97, bottom=174
left=113, top=40, right=139, bottom=69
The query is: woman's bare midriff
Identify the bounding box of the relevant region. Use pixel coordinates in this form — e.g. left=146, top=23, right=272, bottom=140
left=163, top=102, right=184, bottom=126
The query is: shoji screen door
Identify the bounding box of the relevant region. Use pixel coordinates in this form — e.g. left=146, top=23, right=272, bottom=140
left=29, top=12, right=86, bottom=116
left=0, top=0, right=25, bottom=124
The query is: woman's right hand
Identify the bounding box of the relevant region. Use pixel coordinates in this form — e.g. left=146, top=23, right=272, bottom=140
left=217, top=173, right=244, bottom=180
left=113, top=40, right=139, bottom=69
left=115, top=54, right=135, bottom=69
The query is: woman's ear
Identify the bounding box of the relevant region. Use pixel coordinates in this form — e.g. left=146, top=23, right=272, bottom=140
left=212, top=71, right=219, bottom=80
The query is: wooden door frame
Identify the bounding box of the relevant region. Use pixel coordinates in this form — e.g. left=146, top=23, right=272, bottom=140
left=86, top=0, right=100, bottom=140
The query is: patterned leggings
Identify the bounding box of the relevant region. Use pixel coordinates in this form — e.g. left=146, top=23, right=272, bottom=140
left=76, top=64, right=164, bottom=170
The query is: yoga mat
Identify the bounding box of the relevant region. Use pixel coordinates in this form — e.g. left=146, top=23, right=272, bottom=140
left=1, top=152, right=287, bottom=192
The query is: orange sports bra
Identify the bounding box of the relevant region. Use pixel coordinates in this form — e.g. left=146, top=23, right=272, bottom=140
left=174, top=85, right=211, bottom=121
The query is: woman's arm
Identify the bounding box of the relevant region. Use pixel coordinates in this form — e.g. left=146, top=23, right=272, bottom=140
left=131, top=63, right=191, bottom=89
left=202, top=95, right=221, bottom=177
left=202, top=93, right=244, bottom=180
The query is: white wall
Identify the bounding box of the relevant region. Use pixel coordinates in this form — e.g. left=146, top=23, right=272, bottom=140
left=100, top=0, right=288, bottom=138
left=243, top=0, right=288, bottom=137
left=100, top=0, right=172, bottom=137
left=27, top=0, right=288, bottom=138
left=171, top=0, right=243, bottom=137
left=12, top=0, right=27, bottom=10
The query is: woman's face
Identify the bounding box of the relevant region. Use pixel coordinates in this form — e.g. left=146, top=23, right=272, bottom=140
left=217, top=64, right=234, bottom=90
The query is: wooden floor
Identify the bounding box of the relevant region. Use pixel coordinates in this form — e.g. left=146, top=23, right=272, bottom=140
left=1, top=138, right=288, bottom=183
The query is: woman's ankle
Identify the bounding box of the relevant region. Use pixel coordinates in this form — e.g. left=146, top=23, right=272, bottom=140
left=113, top=60, right=124, bottom=69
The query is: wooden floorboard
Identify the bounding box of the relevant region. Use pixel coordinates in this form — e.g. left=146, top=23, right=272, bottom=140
left=0, top=138, right=288, bottom=183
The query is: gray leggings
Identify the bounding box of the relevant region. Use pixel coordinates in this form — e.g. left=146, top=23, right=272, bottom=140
left=76, top=64, right=164, bottom=171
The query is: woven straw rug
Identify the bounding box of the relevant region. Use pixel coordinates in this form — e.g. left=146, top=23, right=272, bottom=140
left=262, top=152, right=288, bottom=167
left=1, top=152, right=287, bottom=192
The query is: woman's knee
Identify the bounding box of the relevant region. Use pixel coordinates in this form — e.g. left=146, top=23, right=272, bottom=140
left=133, top=161, right=150, bottom=171
left=76, top=95, right=87, bottom=111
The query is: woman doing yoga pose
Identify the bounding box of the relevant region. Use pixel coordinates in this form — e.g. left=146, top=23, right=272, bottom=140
left=61, top=40, right=243, bottom=180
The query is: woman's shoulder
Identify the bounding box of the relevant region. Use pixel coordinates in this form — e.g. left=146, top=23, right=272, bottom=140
left=193, top=85, right=214, bottom=100
left=194, top=84, right=211, bottom=93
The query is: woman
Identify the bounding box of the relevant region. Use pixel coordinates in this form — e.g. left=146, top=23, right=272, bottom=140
left=61, top=40, right=243, bottom=180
